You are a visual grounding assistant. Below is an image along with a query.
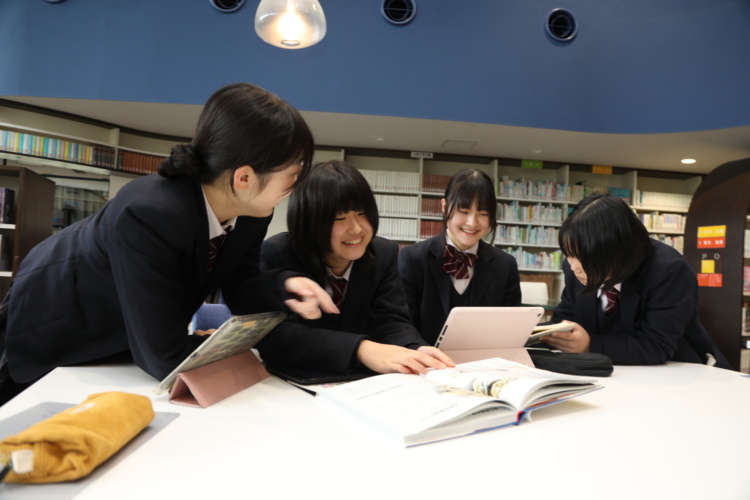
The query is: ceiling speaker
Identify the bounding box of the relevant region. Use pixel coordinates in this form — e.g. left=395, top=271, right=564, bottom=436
left=546, top=8, right=577, bottom=42
left=382, top=0, right=416, bottom=26
left=210, top=0, right=246, bottom=13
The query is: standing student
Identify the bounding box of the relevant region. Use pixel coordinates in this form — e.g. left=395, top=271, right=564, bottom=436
left=546, top=192, right=729, bottom=368
left=257, top=160, right=453, bottom=375
left=398, top=169, right=522, bottom=345
left=0, top=83, right=336, bottom=405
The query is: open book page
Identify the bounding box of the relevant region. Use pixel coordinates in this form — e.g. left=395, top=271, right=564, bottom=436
left=317, top=373, right=516, bottom=443
left=423, top=357, right=599, bottom=410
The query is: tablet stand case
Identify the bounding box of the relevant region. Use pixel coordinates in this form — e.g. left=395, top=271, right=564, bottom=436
left=168, top=351, right=269, bottom=408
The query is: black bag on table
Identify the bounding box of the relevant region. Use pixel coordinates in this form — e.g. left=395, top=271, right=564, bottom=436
left=528, top=349, right=614, bottom=377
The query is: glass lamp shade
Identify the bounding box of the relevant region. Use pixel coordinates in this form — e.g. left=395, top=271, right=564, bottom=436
left=255, top=0, right=326, bottom=49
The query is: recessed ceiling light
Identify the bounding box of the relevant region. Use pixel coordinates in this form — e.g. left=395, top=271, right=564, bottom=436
left=681, top=158, right=696, bottom=164
left=370, top=136, right=384, bottom=142
left=530, top=148, right=542, bottom=154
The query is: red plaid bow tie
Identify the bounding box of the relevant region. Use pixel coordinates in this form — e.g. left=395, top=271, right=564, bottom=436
left=604, top=287, right=620, bottom=315
left=442, top=244, right=478, bottom=279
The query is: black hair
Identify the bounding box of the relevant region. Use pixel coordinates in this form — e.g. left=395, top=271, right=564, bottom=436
left=158, top=83, right=314, bottom=192
left=287, top=160, right=380, bottom=284
left=442, top=168, right=498, bottom=244
left=559, top=192, right=654, bottom=293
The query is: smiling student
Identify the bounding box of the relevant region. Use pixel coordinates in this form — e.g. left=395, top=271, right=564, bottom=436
left=0, top=83, right=336, bottom=405
left=398, top=169, right=522, bottom=345
left=257, top=160, right=453, bottom=375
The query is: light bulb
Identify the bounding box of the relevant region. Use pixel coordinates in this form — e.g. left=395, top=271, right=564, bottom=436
left=277, top=6, right=306, bottom=46
left=255, top=0, right=326, bottom=49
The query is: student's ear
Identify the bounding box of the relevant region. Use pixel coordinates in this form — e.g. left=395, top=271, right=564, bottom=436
left=441, top=198, right=447, bottom=213
left=233, top=165, right=256, bottom=193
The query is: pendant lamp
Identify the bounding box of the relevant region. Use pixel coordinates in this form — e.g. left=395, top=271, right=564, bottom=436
left=255, top=0, right=326, bottom=49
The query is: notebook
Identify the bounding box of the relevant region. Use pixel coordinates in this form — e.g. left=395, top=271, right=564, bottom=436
left=434, top=307, right=545, bottom=365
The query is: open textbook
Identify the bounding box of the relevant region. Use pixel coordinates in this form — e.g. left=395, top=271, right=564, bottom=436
left=316, top=357, right=602, bottom=447
left=154, top=311, right=286, bottom=395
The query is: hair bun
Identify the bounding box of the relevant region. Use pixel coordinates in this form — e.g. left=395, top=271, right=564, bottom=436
left=157, top=143, right=202, bottom=178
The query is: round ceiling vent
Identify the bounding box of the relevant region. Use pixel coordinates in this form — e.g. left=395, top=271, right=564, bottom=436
left=382, top=0, right=416, bottom=26
left=210, top=0, right=245, bottom=13
left=546, top=8, right=577, bottom=42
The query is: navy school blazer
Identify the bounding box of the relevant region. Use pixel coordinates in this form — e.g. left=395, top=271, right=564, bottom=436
left=5, top=174, right=294, bottom=383
left=551, top=240, right=729, bottom=368
left=257, top=233, right=427, bottom=373
left=397, top=235, right=522, bottom=345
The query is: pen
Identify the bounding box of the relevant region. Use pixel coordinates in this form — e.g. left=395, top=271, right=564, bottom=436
left=0, top=455, right=11, bottom=483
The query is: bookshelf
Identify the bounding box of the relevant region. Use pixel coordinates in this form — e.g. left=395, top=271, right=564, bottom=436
left=337, top=151, right=703, bottom=300
left=0, top=103, right=706, bottom=302
left=683, top=159, right=750, bottom=372
left=0, top=101, right=177, bottom=196
left=0, top=166, right=55, bottom=299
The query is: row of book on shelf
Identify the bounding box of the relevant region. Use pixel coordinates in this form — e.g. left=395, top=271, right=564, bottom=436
left=361, top=168, right=692, bottom=213
left=379, top=213, right=683, bottom=253
left=638, top=213, right=686, bottom=232
left=0, top=129, right=164, bottom=175
left=494, top=224, right=559, bottom=246
left=0, top=234, right=13, bottom=272
left=376, top=194, right=571, bottom=224
left=52, top=187, right=108, bottom=228
left=0, top=187, right=14, bottom=224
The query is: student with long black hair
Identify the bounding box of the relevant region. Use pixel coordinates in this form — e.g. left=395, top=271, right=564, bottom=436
left=546, top=192, right=729, bottom=368
left=257, top=160, right=453, bottom=375
left=0, top=83, right=335, bottom=405
left=398, top=169, right=522, bottom=345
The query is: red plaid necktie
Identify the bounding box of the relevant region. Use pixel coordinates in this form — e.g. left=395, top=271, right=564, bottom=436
left=604, top=287, right=620, bottom=315
left=442, top=244, right=478, bottom=279
left=207, top=233, right=226, bottom=272
left=328, top=275, right=348, bottom=308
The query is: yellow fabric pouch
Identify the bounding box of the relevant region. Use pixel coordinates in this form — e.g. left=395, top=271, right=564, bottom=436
left=0, top=391, right=154, bottom=483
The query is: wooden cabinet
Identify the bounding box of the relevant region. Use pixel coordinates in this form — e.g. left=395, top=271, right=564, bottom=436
left=0, top=165, right=55, bottom=298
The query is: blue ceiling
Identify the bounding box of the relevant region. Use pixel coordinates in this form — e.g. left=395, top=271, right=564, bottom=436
left=1, top=0, right=748, bottom=134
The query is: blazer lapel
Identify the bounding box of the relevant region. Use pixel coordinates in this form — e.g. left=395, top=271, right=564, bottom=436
left=427, top=237, right=452, bottom=317
left=618, top=275, right=640, bottom=337
left=575, top=282, right=599, bottom=333
left=338, top=260, right=371, bottom=331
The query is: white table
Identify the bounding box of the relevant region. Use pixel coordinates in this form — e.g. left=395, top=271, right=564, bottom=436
left=1, top=362, right=749, bottom=499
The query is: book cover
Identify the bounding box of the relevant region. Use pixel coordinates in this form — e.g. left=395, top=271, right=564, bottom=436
left=154, top=310, right=286, bottom=395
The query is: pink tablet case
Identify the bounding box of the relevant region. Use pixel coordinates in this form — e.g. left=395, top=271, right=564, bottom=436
left=168, top=351, right=269, bottom=408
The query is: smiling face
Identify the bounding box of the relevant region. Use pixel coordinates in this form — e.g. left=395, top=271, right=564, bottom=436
left=324, top=210, right=374, bottom=275
left=443, top=200, right=491, bottom=251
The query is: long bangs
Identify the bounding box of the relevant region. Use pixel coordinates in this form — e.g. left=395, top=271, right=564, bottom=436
left=329, top=166, right=380, bottom=236
left=287, top=161, right=379, bottom=281
left=561, top=193, right=653, bottom=292
left=443, top=169, right=498, bottom=242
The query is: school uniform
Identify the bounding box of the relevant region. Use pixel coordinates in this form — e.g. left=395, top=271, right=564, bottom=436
left=4, top=174, right=295, bottom=384
left=257, top=233, right=427, bottom=374
left=552, top=239, right=729, bottom=368
left=398, top=235, right=522, bottom=345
